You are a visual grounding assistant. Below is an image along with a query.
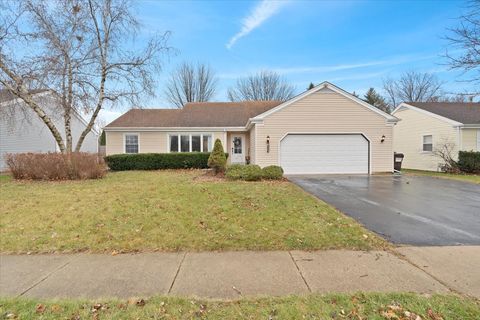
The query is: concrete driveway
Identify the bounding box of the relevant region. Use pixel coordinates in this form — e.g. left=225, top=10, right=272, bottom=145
left=289, top=174, right=480, bottom=246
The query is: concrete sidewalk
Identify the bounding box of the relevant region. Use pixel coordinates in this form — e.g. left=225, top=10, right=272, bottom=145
left=1, top=246, right=478, bottom=300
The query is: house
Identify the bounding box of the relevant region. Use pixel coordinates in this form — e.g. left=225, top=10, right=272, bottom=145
left=0, top=89, right=99, bottom=170
left=104, top=82, right=399, bottom=174
left=392, top=102, right=480, bottom=171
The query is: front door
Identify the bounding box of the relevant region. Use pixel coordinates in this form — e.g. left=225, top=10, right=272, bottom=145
left=231, top=134, right=245, bottom=164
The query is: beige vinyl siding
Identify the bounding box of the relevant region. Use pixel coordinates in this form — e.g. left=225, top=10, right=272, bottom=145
left=393, top=108, right=459, bottom=171
left=106, top=130, right=226, bottom=155
left=461, top=128, right=479, bottom=151
left=105, top=131, right=123, bottom=155
left=255, top=90, right=394, bottom=173
left=249, top=126, right=256, bottom=164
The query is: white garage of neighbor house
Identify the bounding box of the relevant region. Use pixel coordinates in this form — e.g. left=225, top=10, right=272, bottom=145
left=0, top=89, right=99, bottom=170
left=105, top=81, right=399, bottom=174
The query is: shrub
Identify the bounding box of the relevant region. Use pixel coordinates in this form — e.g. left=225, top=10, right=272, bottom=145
left=208, top=139, right=227, bottom=174
left=457, top=151, right=480, bottom=174
left=6, top=152, right=106, bottom=180
left=262, top=165, right=284, bottom=180
left=226, top=164, right=263, bottom=181
left=104, top=152, right=227, bottom=171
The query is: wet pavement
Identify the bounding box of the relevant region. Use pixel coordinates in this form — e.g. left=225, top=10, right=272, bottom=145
left=289, top=174, right=480, bottom=246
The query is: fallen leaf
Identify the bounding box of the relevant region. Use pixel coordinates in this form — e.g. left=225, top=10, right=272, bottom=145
left=50, top=304, right=62, bottom=313
left=136, top=299, right=146, bottom=307
left=111, top=250, right=118, bottom=256
left=5, top=313, right=17, bottom=319
left=35, top=304, right=46, bottom=314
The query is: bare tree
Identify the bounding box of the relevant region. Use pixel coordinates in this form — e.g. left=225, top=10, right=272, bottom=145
left=382, top=71, right=444, bottom=108
left=433, top=139, right=459, bottom=173
left=444, top=1, right=480, bottom=92
left=228, top=70, right=295, bottom=101
left=164, top=62, right=217, bottom=108
left=0, top=0, right=170, bottom=152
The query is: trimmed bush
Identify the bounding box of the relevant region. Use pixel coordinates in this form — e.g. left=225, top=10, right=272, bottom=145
left=457, top=151, right=480, bottom=174
left=226, top=164, right=263, bottom=181
left=262, top=165, right=284, bottom=180
left=104, top=152, right=226, bottom=171
left=208, top=139, right=227, bottom=174
left=6, top=152, right=106, bottom=180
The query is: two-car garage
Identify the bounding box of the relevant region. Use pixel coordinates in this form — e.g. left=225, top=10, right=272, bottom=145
left=250, top=82, right=398, bottom=174
left=279, top=134, right=370, bottom=174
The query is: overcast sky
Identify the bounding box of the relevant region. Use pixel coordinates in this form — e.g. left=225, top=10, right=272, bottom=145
left=100, top=0, right=473, bottom=123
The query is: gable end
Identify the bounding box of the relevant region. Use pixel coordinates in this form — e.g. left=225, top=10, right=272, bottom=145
left=252, top=81, right=399, bottom=123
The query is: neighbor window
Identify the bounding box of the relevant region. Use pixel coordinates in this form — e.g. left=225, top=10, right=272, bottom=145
left=125, top=134, right=139, bottom=153
left=422, top=135, right=433, bottom=152
left=169, top=133, right=213, bottom=152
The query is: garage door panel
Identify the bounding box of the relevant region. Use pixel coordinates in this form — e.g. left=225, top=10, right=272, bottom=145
left=280, top=134, right=369, bottom=174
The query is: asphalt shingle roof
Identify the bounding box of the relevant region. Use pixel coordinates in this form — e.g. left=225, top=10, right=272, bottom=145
left=0, top=89, right=49, bottom=103
left=408, top=102, right=480, bottom=124
left=105, top=101, right=282, bottom=128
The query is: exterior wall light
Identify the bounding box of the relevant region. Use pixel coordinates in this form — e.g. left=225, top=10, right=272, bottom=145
left=266, top=135, right=270, bottom=153
left=381, top=135, right=385, bottom=143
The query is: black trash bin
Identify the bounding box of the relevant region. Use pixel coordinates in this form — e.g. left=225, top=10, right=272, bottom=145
left=394, top=153, right=404, bottom=171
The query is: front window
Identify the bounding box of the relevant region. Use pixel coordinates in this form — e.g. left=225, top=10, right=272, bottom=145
left=233, top=137, right=242, bottom=154
left=423, top=135, right=433, bottom=152
left=180, top=135, right=190, bottom=152
left=125, top=134, right=138, bottom=153
left=191, top=135, right=201, bottom=152
left=169, top=135, right=178, bottom=152
left=169, top=133, right=213, bottom=152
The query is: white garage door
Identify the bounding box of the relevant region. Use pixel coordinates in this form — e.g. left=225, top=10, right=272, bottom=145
left=280, top=134, right=369, bottom=174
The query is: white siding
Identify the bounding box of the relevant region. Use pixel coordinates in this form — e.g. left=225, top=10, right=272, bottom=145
left=0, top=94, right=98, bottom=171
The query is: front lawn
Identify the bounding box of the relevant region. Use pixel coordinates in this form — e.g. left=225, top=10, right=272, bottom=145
left=0, top=170, right=387, bottom=253
left=402, top=169, right=480, bottom=184
left=1, top=293, right=478, bottom=319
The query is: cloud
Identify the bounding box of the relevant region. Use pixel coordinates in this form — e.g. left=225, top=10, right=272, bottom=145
left=226, top=0, right=289, bottom=49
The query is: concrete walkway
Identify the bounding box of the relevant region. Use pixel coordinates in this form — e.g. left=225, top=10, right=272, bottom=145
left=1, top=246, right=478, bottom=300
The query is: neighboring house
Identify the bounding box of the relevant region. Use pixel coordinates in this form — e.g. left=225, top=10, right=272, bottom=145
left=392, top=102, right=480, bottom=171
left=105, top=81, right=398, bottom=174
left=0, top=90, right=99, bottom=170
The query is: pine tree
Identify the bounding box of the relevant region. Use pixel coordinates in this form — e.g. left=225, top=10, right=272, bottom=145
left=363, top=88, right=390, bottom=113
left=208, top=139, right=227, bottom=174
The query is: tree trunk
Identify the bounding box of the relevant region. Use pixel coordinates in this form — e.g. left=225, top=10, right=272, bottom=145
left=0, top=60, right=67, bottom=152
left=75, top=74, right=105, bottom=152
left=64, top=60, right=73, bottom=153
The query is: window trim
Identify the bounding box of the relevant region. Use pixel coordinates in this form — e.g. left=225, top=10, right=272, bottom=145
left=422, top=134, right=433, bottom=153
left=168, top=133, right=213, bottom=153
left=124, top=133, right=140, bottom=154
